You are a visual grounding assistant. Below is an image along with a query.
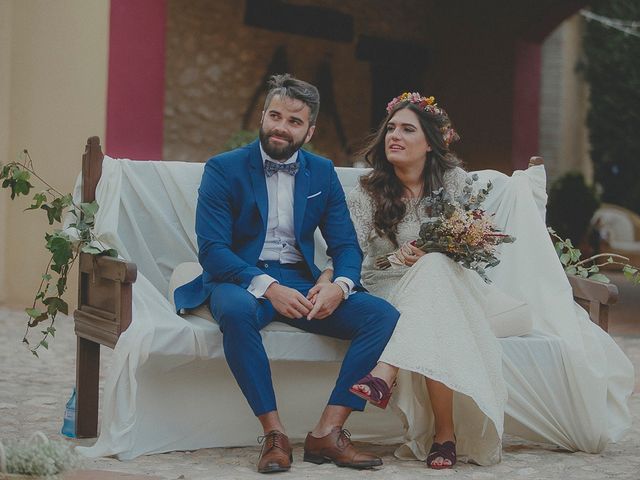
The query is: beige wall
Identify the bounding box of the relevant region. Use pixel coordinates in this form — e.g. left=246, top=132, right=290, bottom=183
left=540, top=15, right=591, bottom=184
left=1, top=0, right=109, bottom=308
left=0, top=0, right=11, bottom=304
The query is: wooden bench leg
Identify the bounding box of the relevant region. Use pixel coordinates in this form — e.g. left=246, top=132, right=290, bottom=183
left=76, top=336, right=100, bottom=438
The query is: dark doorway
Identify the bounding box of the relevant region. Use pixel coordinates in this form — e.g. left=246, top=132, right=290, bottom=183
left=355, top=35, right=429, bottom=127
left=369, top=64, right=424, bottom=127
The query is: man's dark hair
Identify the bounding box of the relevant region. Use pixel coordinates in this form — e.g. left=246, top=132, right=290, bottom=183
left=263, top=74, right=320, bottom=125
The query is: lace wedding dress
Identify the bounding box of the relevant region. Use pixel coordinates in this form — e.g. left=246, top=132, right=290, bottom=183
left=347, top=167, right=507, bottom=466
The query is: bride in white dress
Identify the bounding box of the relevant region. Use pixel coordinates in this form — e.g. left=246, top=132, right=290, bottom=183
left=347, top=93, right=506, bottom=468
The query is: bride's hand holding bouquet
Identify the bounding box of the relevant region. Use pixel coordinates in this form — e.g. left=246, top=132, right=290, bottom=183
left=375, top=175, right=515, bottom=283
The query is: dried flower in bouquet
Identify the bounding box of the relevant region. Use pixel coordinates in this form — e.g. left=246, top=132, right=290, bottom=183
left=375, top=174, right=515, bottom=283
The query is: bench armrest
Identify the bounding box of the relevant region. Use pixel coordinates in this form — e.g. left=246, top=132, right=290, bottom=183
left=74, top=253, right=137, bottom=349
left=567, top=274, right=618, bottom=332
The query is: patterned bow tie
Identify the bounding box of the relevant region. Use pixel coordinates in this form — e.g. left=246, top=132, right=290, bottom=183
left=264, top=159, right=299, bottom=177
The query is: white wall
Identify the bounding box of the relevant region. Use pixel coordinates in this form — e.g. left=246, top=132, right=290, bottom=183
left=2, top=0, right=109, bottom=308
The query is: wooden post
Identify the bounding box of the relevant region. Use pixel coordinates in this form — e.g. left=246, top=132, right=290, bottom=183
left=75, top=136, right=105, bottom=438
left=75, top=337, right=100, bottom=438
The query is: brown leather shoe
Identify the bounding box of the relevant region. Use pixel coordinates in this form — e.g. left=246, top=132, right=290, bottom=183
left=257, top=430, right=292, bottom=474
left=303, top=426, right=382, bottom=469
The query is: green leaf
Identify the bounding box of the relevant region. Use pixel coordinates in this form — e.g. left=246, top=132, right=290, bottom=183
left=26, top=192, right=47, bottom=210
left=13, top=168, right=30, bottom=182
left=25, top=308, right=42, bottom=318
left=43, top=296, right=68, bottom=316
left=14, top=174, right=34, bottom=197
left=569, top=248, right=581, bottom=262
left=42, top=273, right=52, bottom=281
left=623, top=265, right=638, bottom=275
left=589, top=273, right=610, bottom=283
left=559, top=253, right=571, bottom=265
left=80, top=201, right=99, bottom=218
left=41, top=204, right=59, bottom=224
left=56, top=277, right=66, bottom=296
left=31, top=350, right=39, bottom=358
left=46, top=233, right=73, bottom=268
left=40, top=339, right=49, bottom=349
left=565, top=266, right=577, bottom=275
left=47, top=326, right=56, bottom=337
left=554, top=242, right=564, bottom=255
left=60, top=193, right=74, bottom=208
left=41, top=195, right=71, bottom=225
left=81, top=245, right=102, bottom=255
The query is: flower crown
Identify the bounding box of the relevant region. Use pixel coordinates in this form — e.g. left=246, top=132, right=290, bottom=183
left=386, top=92, right=460, bottom=146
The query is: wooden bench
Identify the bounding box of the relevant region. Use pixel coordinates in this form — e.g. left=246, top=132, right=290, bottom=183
left=73, top=136, right=619, bottom=443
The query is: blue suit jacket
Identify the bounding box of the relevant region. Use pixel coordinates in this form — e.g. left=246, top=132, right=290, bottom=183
left=174, top=140, right=363, bottom=311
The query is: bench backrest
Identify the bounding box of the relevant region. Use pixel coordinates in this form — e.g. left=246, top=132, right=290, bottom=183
left=92, top=155, right=370, bottom=298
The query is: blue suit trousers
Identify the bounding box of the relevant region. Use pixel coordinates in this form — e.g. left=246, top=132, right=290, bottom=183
left=208, top=262, right=399, bottom=416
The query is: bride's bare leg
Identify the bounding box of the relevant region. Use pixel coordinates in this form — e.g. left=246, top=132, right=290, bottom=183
left=425, top=377, right=455, bottom=467
left=352, top=362, right=398, bottom=396
left=370, top=362, right=398, bottom=386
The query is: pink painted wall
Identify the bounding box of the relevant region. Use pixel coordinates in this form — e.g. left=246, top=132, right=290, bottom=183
left=511, top=41, right=542, bottom=170
left=106, top=0, right=166, bottom=159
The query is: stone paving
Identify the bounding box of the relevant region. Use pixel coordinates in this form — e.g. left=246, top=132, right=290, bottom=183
left=1, top=273, right=639, bottom=479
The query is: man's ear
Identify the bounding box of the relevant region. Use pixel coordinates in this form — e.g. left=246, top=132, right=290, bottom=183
left=304, top=125, right=316, bottom=144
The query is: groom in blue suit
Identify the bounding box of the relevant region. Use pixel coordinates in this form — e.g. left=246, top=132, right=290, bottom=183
left=175, top=74, right=398, bottom=473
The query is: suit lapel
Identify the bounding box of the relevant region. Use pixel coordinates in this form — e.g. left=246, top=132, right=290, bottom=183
left=248, top=141, right=268, bottom=231
left=293, top=150, right=310, bottom=239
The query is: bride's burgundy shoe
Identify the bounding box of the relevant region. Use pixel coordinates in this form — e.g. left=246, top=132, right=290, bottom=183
left=349, top=374, right=395, bottom=409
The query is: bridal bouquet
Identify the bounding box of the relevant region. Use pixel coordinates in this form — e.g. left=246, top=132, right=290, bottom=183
left=375, top=175, right=515, bottom=283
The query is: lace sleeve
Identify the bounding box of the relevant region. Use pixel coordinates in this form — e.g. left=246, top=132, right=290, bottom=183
left=346, top=184, right=374, bottom=258
left=444, top=167, right=470, bottom=200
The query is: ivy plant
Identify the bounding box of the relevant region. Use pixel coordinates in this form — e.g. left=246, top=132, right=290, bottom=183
left=0, top=150, right=116, bottom=356
left=581, top=1, right=640, bottom=214
left=549, top=227, right=639, bottom=284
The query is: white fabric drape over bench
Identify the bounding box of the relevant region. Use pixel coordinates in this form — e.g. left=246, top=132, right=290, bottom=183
left=74, top=157, right=633, bottom=460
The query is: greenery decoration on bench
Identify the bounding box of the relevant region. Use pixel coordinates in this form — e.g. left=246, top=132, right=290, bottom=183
left=549, top=227, right=639, bottom=284
left=0, top=150, right=116, bottom=356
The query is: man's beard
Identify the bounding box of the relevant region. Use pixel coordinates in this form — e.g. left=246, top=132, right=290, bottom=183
left=259, top=126, right=308, bottom=161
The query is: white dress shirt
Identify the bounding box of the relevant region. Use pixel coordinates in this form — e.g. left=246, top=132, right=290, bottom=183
left=247, top=145, right=354, bottom=299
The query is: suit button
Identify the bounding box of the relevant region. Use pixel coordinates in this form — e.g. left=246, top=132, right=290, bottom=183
left=264, top=263, right=269, bottom=268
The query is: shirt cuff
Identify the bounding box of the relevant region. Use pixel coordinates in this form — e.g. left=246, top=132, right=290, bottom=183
left=334, top=276, right=355, bottom=296
left=248, top=274, right=278, bottom=298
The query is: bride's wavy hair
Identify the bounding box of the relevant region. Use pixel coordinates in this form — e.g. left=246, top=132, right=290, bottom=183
left=359, top=101, right=462, bottom=247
